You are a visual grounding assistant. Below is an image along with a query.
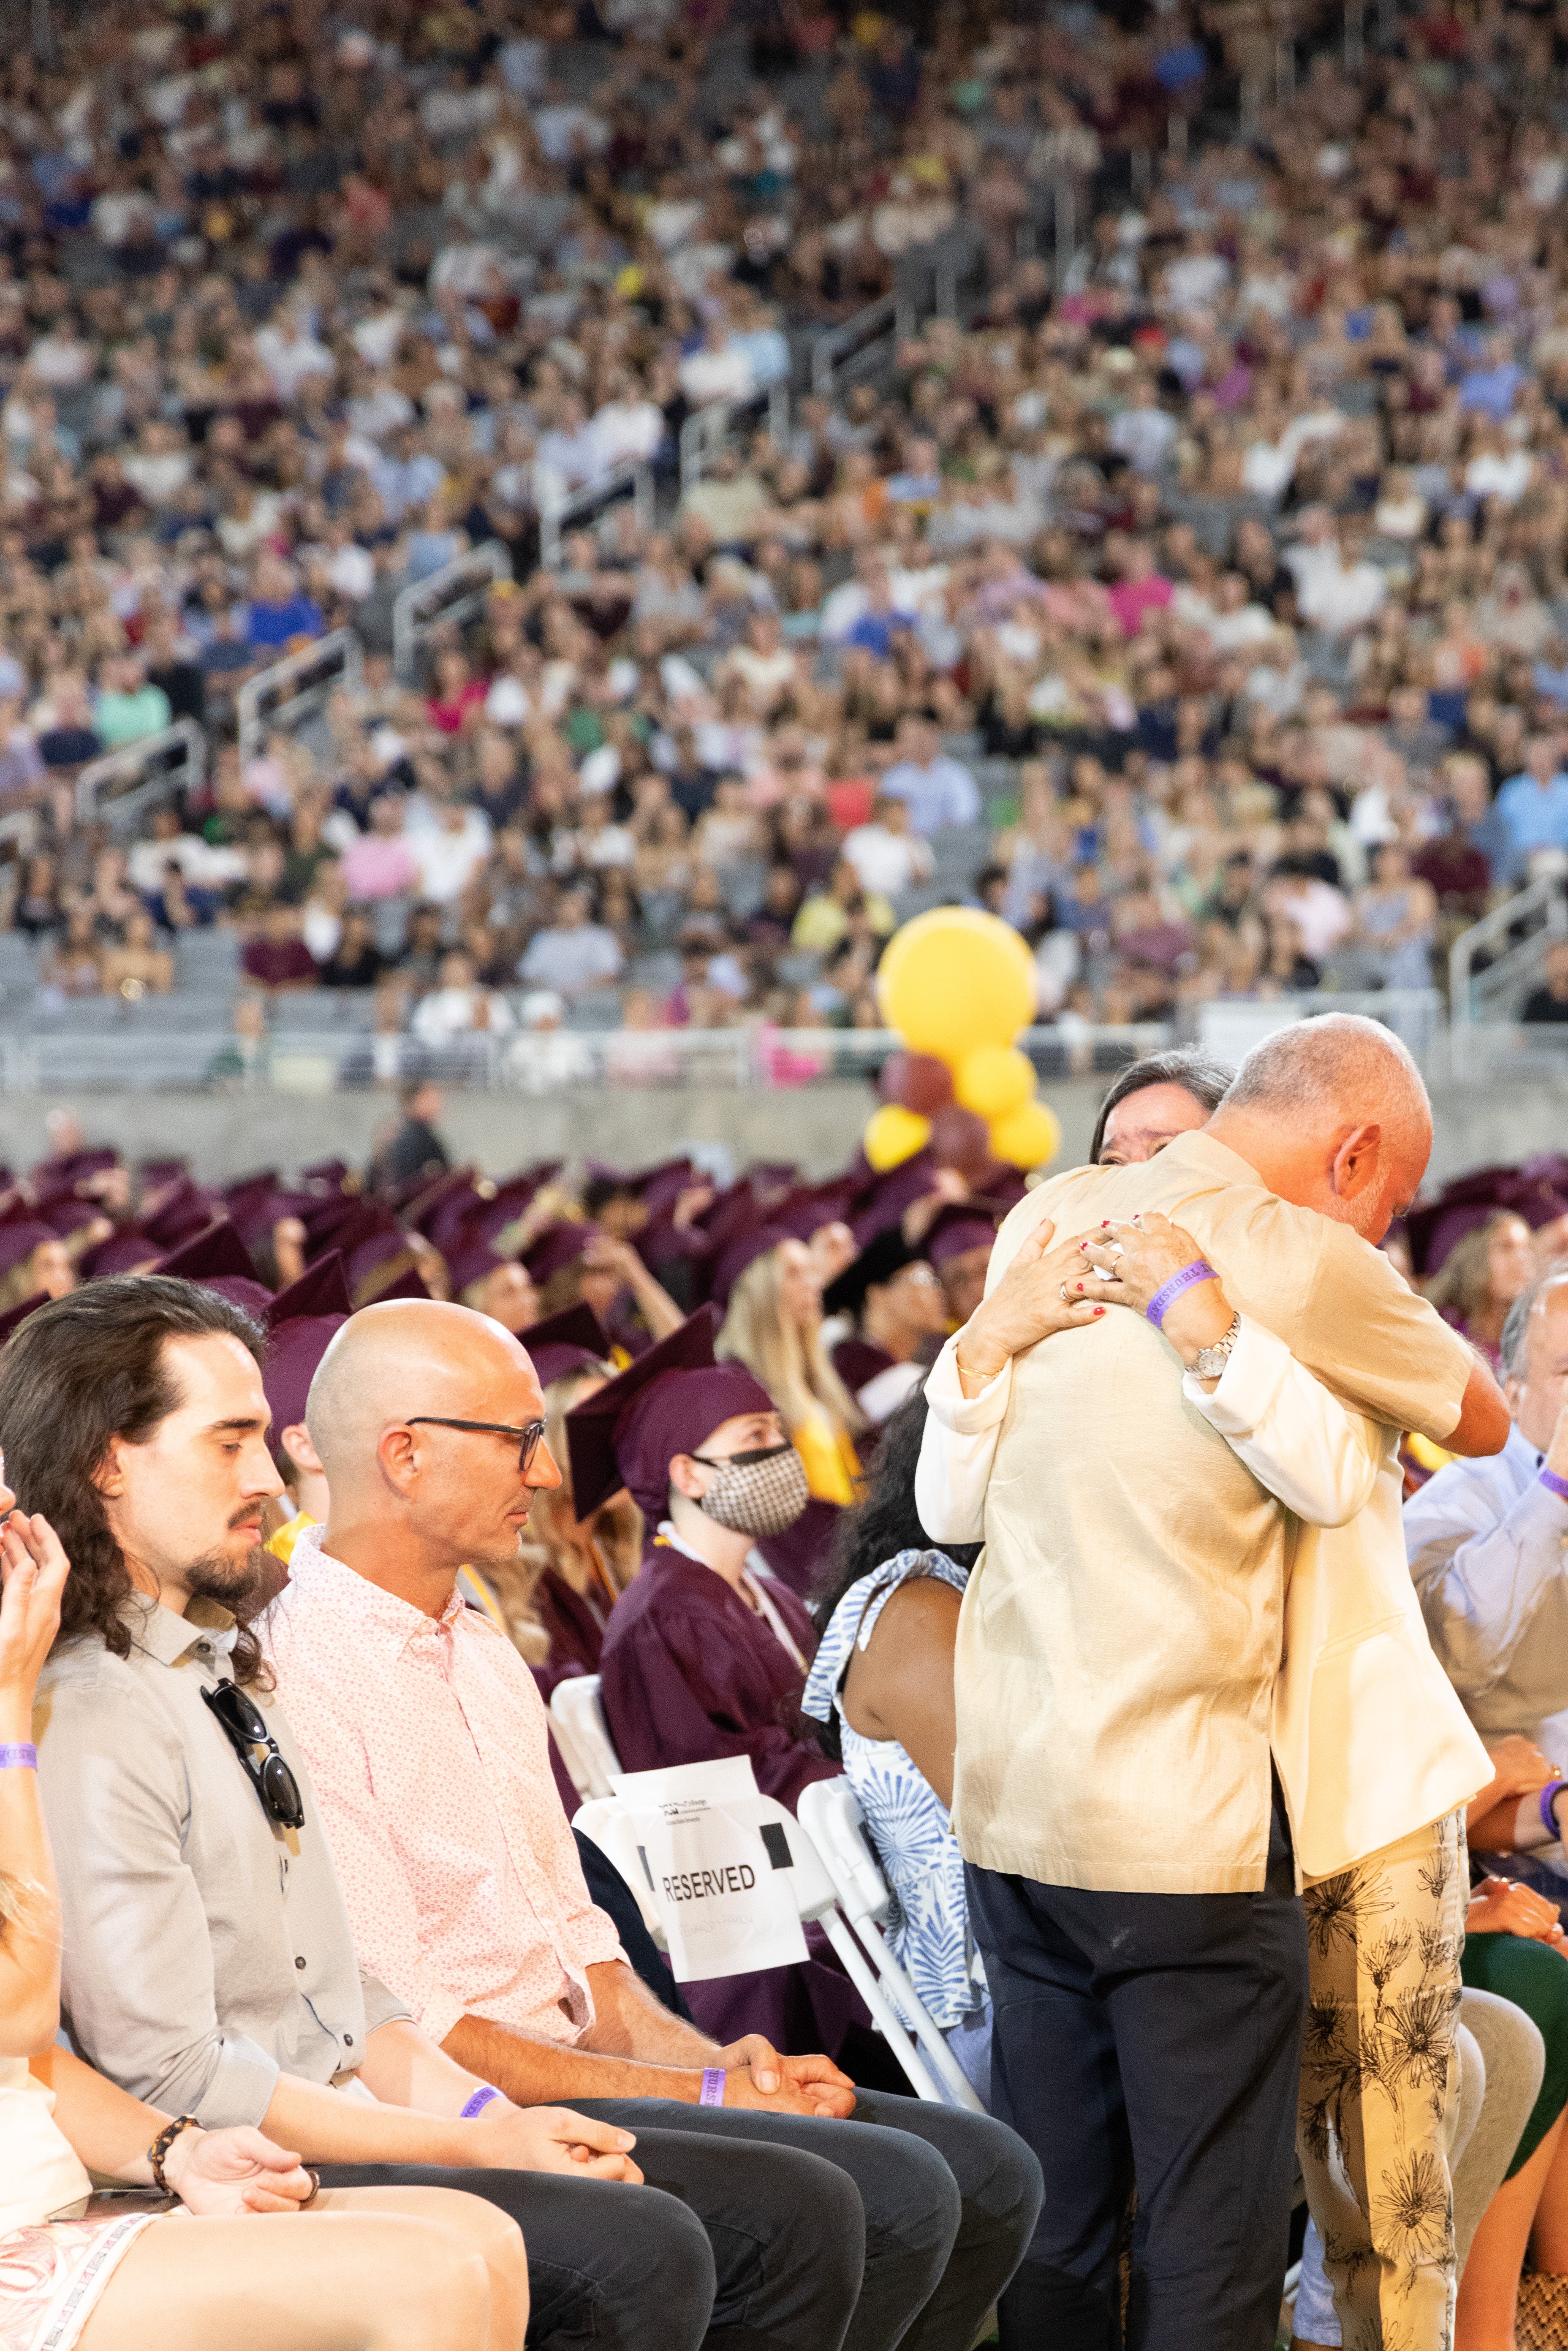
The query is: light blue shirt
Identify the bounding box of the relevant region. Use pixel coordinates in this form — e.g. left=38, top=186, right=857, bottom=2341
left=1404, top=1422, right=1568, bottom=1764
left=879, top=753, right=981, bottom=834
left=1495, top=769, right=1568, bottom=860
left=801, top=1550, right=987, bottom=2032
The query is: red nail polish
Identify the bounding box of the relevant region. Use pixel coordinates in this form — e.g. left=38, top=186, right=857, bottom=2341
left=1076, top=1282, right=1084, bottom=1291
left=1093, top=1307, right=1104, bottom=1317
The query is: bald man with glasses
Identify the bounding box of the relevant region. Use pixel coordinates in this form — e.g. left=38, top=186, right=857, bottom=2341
left=262, top=1294, right=1044, bottom=2351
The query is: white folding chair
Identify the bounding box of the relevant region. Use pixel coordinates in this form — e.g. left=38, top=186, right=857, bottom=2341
left=581, top=1765, right=963, bottom=2106
left=798, top=1778, right=984, bottom=2112
left=549, top=1674, right=621, bottom=1800
left=572, top=1794, right=666, bottom=1946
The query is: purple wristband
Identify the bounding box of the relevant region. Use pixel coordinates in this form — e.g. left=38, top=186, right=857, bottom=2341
left=1541, top=1467, right=1568, bottom=1504
left=1145, top=1261, right=1218, bottom=1331
left=0, top=1743, right=35, bottom=1770
left=461, top=2085, right=503, bottom=2119
left=699, top=2068, right=726, bottom=2107
left=1542, top=1782, right=1568, bottom=1840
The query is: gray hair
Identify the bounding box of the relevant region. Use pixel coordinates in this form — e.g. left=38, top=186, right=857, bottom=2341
left=1500, top=1269, right=1568, bottom=1379
left=1220, top=1014, right=1429, bottom=1133
left=1090, top=1047, right=1235, bottom=1163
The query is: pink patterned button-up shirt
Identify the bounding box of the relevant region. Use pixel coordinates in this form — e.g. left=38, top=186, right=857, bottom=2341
left=261, top=1527, right=624, bottom=2048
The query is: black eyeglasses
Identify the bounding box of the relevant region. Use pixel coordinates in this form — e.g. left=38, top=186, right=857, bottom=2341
left=406, top=1416, right=549, bottom=1475
left=201, top=1678, right=305, bottom=1831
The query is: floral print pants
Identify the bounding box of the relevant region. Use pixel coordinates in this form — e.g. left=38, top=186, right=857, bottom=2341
left=1298, top=1810, right=1467, bottom=2351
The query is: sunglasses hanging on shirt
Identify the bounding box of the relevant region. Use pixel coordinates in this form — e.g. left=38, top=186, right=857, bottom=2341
left=201, top=1677, right=306, bottom=1831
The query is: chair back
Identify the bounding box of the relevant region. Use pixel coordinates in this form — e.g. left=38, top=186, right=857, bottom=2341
left=549, top=1674, right=621, bottom=1799
left=797, top=1778, right=896, bottom=1931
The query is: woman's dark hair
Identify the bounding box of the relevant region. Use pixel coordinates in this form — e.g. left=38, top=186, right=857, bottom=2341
left=0, top=1276, right=270, bottom=1685
left=1087, top=1046, right=1235, bottom=1164
left=807, top=1392, right=978, bottom=1762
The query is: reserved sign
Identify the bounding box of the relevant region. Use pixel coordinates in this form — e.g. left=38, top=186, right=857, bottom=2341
left=612, top=1756, right=810, bottom=1982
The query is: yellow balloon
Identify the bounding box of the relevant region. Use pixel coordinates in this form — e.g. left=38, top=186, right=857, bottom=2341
left=989, top=1098, right=1063, bottom=1171
left=863, top=1103, right=932, bottom=1171
left=877, top=909, right=1037, bottom=1063
left=954, top=1043, right=1035, bottom=1120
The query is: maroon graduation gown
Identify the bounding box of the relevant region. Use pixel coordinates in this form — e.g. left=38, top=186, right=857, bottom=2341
left=754, top=1499, right=842, bottom=1601
left=532, top=1566, right=612, bottom=1700
left=598, top=1539, right=868, bottom=2059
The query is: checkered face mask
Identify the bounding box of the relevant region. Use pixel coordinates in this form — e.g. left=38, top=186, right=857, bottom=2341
left=690, top=1441, right=810, bottom=1536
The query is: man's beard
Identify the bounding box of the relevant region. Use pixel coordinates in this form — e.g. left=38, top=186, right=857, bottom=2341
left=182, top=1542, right=271, bottom=1618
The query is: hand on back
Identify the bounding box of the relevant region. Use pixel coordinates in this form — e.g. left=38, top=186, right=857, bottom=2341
left=958, top=1217, right=1107, bottom=1384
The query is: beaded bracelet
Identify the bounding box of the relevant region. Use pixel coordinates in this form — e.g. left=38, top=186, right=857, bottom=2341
left=1145, top=1261, right=1218, bottom=1331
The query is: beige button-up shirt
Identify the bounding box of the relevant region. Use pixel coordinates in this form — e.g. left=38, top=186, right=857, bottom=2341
left=935, top=1130, right=1473, bottom=1895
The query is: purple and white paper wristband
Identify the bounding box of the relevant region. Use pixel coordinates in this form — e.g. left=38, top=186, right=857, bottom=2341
left=699, top=2068, right=727, bottom=2106
left=0, top=1743, right=35, bottom=1770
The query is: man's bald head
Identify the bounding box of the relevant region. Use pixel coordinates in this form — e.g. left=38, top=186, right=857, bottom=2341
left=308, top=1299, right=560, bottom=1575
left=1206, top=1013, right=1432, bottom=1242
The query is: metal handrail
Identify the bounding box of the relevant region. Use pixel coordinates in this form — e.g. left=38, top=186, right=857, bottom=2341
left=539, top=462, right=654, bottom=569
left=238, top=628, right=363, bottom=765
left=0, top=999, right=1464, bottom=1096
left=74, top=720, right=207, bottom=831
left=391, top=540, right=511, bottom=682
left=679, top=383, right=790, bottom=496
left=812, top=294, right=912, bottom=398
left=1448, top=878, right=1568, bottom=1024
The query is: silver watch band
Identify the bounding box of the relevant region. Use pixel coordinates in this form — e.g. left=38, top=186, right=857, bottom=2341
left=1191, top=1314, right=1240, bottom=1380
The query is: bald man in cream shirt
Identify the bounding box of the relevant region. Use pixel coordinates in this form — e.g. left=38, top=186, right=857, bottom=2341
left=914, top=1014, right=1508, bottom=2351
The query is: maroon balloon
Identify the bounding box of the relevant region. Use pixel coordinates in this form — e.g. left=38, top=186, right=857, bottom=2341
left=929, top=1104, right=992, bottom=1179
left=880, top=1052, right=954, bottom=1116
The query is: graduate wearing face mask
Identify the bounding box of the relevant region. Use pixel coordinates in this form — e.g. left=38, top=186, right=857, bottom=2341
left=569, top=1306, right=832, bottom=1810
left=569, top=1310, right=880, bottom=2069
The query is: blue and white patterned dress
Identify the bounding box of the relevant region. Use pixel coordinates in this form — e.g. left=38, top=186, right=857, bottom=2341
left=802, top=1550, right=989, bottom=2042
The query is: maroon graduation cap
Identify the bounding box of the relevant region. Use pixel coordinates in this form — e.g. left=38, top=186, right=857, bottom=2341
left=0, top=1222, right=57, bottom=1280
left=518, top=1302, right=610, bottom=1387
left=372, top=1263, right=433, bottom=1303
left=153, top=1222, right=272, bottom=1318
left=565, top=1304, right=773, bottom=1522
left=850, top=1152, right=943, bottom=1248
left=707, top=1223, right=789, bottom=1313
left=923, top=1204, right=999, bottom=1270
left=525, top=1220, right=598, bottom=1285
left=260, top=1256, right=354, bottom=1443
left=78, top=1227, right=162, bottom=1278
left=446, top=1222, right=505, bottom=1296
left=264, top=1251, right=352, bottom=1329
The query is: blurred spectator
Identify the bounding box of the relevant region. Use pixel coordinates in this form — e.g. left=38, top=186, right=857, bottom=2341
left=412, top=951, right=517, bottom=1048
left=840, top=798, right=934, bottom=901
left=519, top=887, right=624, bottom=997
left=1522, top=941, right=1568, bottom=1026
left=241, top=904, right=318, bottom=995
left=382, top=1079, right=450, bottom=1188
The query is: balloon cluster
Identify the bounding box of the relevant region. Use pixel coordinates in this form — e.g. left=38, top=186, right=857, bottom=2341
left=864, top=909, right=1063, bottom=1176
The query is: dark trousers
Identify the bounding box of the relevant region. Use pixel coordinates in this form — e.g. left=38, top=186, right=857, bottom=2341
left=966, top=1780, right=1308, bottom=2351
left=318, top=2086, right=1042, bottom=2351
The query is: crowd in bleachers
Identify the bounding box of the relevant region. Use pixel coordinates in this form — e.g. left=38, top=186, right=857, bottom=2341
left=2, top=0, right=1568, bottom=1068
